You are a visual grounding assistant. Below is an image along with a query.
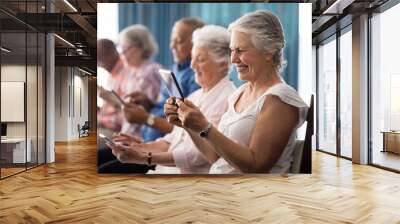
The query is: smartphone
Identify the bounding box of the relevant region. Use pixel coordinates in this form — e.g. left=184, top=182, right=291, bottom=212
left=158, top=69, right=185, bottom=100
left=99, top=133, right=116, bottom=147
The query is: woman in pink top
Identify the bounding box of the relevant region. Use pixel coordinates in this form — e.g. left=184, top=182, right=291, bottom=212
left=118, top=25, right=162, bottom=136
left=107, top=25, right=236, bottom=174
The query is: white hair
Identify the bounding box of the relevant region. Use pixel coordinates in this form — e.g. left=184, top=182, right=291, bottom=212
left=229, top=10, right=287, bottom=73
left=192, top=25, right=231, bottom=66
left=120, top=24, right=158, bottom=60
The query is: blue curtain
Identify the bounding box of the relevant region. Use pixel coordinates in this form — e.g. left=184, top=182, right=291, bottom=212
left=119, top=3, right=299, bottom=88
left=119, top=3, right=190, bottom=72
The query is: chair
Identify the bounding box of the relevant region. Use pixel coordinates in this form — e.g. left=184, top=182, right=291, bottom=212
left=290, top=95, right=314, bottom=173
left=78, top=121, right=90, bottom=138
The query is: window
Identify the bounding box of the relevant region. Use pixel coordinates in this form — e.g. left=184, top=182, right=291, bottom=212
left=0, top=1, right=47, bottom=179
left=370, top=3, right=400, bottom=171
left=339, top=28, right=352, bottom=158
left=317, top=36, right=337, bottom=154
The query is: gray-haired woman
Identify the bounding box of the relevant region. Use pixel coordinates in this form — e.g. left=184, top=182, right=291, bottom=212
left=118, top=24, right=162, bottom=136
left=164, top=10, right=309, bottom=174
left=107, top=25, right=236, bottom=174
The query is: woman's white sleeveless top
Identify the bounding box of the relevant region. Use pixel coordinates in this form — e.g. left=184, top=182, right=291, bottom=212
left=209, top=82, right=308, bottom=174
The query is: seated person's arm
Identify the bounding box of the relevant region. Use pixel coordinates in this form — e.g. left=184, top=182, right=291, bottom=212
left=125, top=91, right=154, bottom=111
left=107, top=142, right=176, bottom=166
left=140, top=142, right=176, bottom=166
left=185, top=126, right=220, bottom=164
left=148, top=116, right=174, bottom=134
left=164, top=99, right=219, bottom=164
left=151, top=152, right=175, bottom=166
left=123, top=103, right=174, bottom=134
left=114, top=133, right=170, bottom=153
left=141, top=140, right=170, bottom=153
left=177, top=96, right=299, bottom=173
left=108, top=128, right=212, bottom=168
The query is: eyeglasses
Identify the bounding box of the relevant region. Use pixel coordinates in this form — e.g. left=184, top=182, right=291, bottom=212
left=170, top=36, right=189, bottom=46
left=118, top=44, right=136, bottom=55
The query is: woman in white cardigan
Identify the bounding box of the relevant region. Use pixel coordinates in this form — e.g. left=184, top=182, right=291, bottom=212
left=106, top=25, right=236, bottom=174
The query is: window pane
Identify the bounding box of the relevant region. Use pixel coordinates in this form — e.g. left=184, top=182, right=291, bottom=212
left=26, top=0, right=40, bottom=168
left=38, top=32, right=46, bottom=165
left=371, top=3, right=400, bottom=171
left=1, top=20, right=28, bottom=178
left=340, top=29, right=352, bottom=158
left=318, top=37, right=337, bottom=154
left=27, top=31, right=38, bottom=169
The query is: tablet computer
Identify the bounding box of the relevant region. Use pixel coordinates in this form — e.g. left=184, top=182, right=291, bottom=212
left=158, top=69, right=185, bottom=100
left=110, top=90, right=125, bottom=107
left=99, top=133, right=116, bottom=147
left=98, top=86, right=125, bottom=109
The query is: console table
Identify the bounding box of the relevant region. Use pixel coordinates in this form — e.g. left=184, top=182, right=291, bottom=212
left=0, top=138, right=32, bottom=164
left=381, top=131, right=400, bottom=154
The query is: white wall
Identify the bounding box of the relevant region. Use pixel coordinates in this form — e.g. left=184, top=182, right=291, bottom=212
left=1, top=65, right=37, bottom=138
left=97, top=3, right=119, bottom=108
left=97, top=3, right=119, bottom=42
left=55, top=67, right=89, bottom=141
left=1, top=63, right=46, bottom=164
left=55, top=67, right=68, bottom=141
left=1, top=65, right=26, bottom=137
left=298, top=3, right=313, bottom=102
left=72, top=73, right=89, bottom=138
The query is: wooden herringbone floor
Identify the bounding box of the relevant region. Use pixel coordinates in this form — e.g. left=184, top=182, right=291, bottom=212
left=1, top=134, right=400, bottom=223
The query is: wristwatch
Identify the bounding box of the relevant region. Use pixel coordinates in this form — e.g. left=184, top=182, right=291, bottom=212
left=146, top=114, right=155, bottom=126
left=147, top=152, right=152, bottom=166
left=199, top=122, right=212, bottom=138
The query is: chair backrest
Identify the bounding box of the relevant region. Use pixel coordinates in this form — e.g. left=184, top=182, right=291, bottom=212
left=300, top=95, right=314, bottom=173
left=82, top=121, right=90, bottom=129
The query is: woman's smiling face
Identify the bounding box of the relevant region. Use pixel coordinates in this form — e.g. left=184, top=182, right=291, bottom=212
left=230, top=30, right=272, bottom=81
left=191, top=45, right=223, bottom=89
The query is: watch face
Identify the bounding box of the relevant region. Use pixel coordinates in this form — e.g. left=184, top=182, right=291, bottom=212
left=200, top=123, right=211, bottom=138
left=147, top=116, right=155, bottom=126
left=200, top=129, right=208, bottom=138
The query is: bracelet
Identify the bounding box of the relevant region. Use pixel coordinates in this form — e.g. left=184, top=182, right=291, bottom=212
left=147, top=152, right=152, bottom=166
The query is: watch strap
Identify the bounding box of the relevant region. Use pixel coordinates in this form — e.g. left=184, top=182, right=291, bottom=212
left=147, top=152, right=152, bottom=166
left=199, top=123, right=212, bottom=138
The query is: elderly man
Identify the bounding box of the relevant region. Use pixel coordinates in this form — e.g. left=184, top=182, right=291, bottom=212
left=123, top=17, right=204, bottom=142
